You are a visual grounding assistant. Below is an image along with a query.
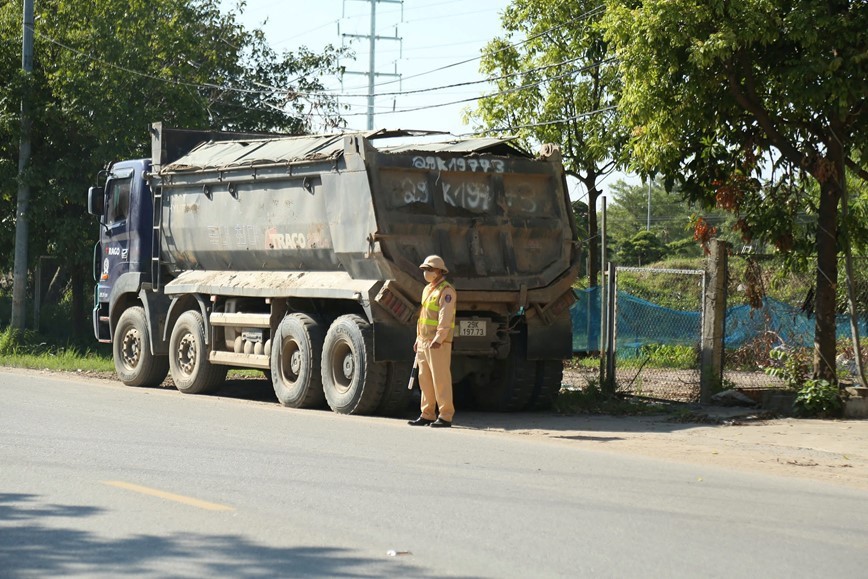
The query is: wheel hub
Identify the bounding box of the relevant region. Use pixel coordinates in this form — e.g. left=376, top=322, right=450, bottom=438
left=121, top=329, right=141, bottom=369
left=342, top=353, right=355, bottom=380
left=177, top=333, right=196, bottom=375
left=290, top=349, right=302, bottom=375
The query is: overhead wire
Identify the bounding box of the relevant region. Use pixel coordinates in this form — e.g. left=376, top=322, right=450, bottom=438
left=458, top=106, right=617, bottom=137
left=338, top=59, right=616, bottom=118
left=337, top=55, right=613, bottom=99
left=26, top=4, right=611, bottom=128
left=336, top=3, right=605, bottom=92
left=29, top=25, right=266, bottom=97
left=31, top=20, right=616, bottom=120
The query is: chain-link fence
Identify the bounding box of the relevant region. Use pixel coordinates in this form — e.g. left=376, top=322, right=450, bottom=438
left=610, top=267, right=704, bottom=402
left=564, top=254, right=868, bottom=402
left=564, top=267, right=705, bottom=402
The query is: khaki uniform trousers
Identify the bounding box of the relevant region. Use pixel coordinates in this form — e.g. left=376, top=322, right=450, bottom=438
left=417, top=342, right=454, bottom=422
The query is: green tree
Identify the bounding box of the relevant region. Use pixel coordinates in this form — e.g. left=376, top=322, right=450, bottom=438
left=470, top=0, right=626, bottom=286
left=606, top=179, right=700, bottom=248
left=603, top=0, right=868, bottom=380
left=618, top=229, right=665, bottom=266
left=0, top=0, right=346, bottom=334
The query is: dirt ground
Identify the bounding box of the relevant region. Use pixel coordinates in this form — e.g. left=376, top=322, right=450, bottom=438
left=459, top=410, right=868, bottom=492
left=10, top=368, right=868, bottom=493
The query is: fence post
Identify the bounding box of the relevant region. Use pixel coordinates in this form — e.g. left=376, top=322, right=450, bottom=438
left=603, top=262, right=617, bottom=395
left=598, top=198, right=608, bottom=387
left=700, top=239, right=728, bottom=403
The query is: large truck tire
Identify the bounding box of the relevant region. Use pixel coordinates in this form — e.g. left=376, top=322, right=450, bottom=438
left=169, top=310, right=227, bottom=394
left=376, top=359, right=415, bottom=417
left=321, top=314, right=387, bottom=415
left=112, top=306, right=169, bottom=387
left=471, top=329, right=535, bottom=412
left=271, top=314, right=326, bottom=408
left=526, top=360, right=564, bottom=411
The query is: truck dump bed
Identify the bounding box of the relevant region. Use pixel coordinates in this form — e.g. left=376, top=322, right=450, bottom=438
left=155, top=130, right=577, bottom=294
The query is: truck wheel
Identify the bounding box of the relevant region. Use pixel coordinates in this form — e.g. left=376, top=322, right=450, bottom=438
left=375, top=359, right=415, bottom=417
left=169, top=310, right=227, bottom=394
left=471, top=329, right=535, bottom=411
left=321, top=314, right=387, bottom=415
left=113, top=306, right=169, bottom=387
left=271, top=314, right=326, bottom=408
left=526, top=360, right=564, bottom=411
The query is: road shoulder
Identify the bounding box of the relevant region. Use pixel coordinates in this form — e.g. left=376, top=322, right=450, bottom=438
left=459, top=411, right=868, bottom=491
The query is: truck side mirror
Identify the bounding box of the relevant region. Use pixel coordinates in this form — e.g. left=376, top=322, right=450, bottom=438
left=88, top=186, right=105, bottom=216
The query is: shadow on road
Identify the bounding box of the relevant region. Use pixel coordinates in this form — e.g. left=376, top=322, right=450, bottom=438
left=211, top=377, right=279, bottom=403
left=147, top=372, right=756, bottom=438
left=450, top=407, right=764, bottom=439
left=0, top=493, right=443, bottom=577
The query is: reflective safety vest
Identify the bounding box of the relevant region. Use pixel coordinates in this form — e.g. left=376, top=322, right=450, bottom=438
left=417, top=279, right=456, bottom=343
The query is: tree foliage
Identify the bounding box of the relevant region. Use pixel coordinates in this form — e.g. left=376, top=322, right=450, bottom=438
left=617, top=230, right=666, bottom=266
left=469, top=0, right=626, bottom=285
left=0, top=0, right=347, bottom=332
left=603, top=0, right=868, bottom=379
left=608, top=180, right=693, bottom=244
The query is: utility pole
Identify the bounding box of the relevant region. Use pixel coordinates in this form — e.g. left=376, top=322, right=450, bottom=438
left=12, top=0, right=34, bottom=330
left=646, top=179, right=651, bottom=231
left=342, top=0, right=402, bottom=130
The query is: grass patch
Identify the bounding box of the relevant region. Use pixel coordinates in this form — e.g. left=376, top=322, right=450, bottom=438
left=565, top=355, right=600, bottom=370
left=618, top=344, right=698, bottom=370
left=0, top=327, right=114, bottom=373
left=0, top=350, right=115, bottom=373
left=555, top=382, right=667, bottom=416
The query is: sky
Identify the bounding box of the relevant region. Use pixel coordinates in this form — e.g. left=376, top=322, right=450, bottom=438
left=222, top=0, right=509, bottom=135
left=220, top=0, right=638, bottom=199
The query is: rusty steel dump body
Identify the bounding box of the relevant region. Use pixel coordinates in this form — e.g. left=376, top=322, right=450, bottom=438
left=96, top=124, right=579, bottom=414
left=156, top=131, right=575, bottom=292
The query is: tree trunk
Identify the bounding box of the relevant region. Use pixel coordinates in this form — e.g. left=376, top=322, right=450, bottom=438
left=71, top=266, right=86, bottom=339
left=813, top=154, right=843, bottom=382
left=587, top=187, right=600, bottom=287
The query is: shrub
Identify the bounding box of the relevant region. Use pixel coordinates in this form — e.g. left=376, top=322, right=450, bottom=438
left=0, top=327, right=22, bottom=356
left=763, top=347, right=810, bottom=391
left=793, top=379, right=845, bottom=418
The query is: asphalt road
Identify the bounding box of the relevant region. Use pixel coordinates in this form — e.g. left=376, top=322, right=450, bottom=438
left=2, top=369, right=867, bottom=578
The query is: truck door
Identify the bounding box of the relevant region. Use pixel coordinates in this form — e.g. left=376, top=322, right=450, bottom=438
left=100, top=169, right=134, bottom=289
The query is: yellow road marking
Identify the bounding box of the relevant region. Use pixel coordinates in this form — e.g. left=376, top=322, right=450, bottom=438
left=102, top=480, right=234, bottom=512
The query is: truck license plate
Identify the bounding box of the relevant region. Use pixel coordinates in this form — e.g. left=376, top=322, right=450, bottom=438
left=458, top=320, right=486, bottom=337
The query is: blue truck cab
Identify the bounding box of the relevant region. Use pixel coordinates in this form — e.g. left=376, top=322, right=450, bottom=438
left=88, top=159, right=155, bottom=343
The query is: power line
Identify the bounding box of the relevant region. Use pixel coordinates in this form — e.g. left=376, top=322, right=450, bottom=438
left=458, top=106, right=617, bottom=137
left=33, top=19, right=615, bottom=120
left=339, top=60, right=614, bottom=118
left=337, top=55, right=610, bottom=99
left=28, top=5, right=612, bottom=127
left=30, top=25, right=266, bottom=96
left=337, top=3, right=605, bottom=92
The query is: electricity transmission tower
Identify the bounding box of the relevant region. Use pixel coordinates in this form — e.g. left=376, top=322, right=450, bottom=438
left=341, top=0, right=402, bottom=130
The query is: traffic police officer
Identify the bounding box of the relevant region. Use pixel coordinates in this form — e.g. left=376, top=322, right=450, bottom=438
left=409, top=255, right=456, bottom=428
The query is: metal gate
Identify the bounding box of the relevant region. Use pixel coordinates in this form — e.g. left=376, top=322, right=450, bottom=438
left=605, top=266, right=705, bottom=402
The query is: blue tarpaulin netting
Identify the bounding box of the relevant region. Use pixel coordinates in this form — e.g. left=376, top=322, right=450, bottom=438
left=570, top=288, right=868, bottom=353
left=724, top=298, right=868, bottom=348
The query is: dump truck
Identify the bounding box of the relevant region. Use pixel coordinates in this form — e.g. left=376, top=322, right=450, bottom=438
left=87, top=122, right=579, bottom=415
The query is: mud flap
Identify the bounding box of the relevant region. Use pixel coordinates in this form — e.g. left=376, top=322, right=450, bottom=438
left=527, top=314, right=572, bottom=360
